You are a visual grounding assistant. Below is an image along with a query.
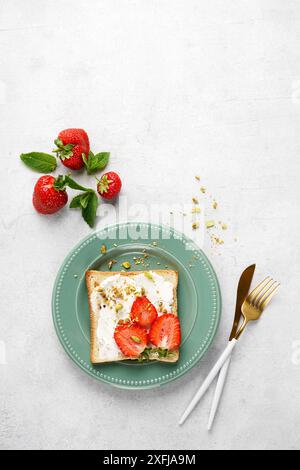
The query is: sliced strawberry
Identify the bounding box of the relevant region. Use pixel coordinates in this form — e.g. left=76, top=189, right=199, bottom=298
left=114, top=323, right=148, bottom=358
left=149, top=313, right=181, bottom=350
left=130, top=296, right=158, bottom=328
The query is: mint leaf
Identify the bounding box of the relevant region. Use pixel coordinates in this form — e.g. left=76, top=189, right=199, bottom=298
left=64, top=175, right=90, bottom=192
left=82, top=192, right=98, bottom=227
left=69, top=194, right=83, bottom=208
left=20, top=152, right=57, bottom=173
left=70, top=191, right=98, bottom=227
left=79, top=192, right=90, bottom=209
left=83, top=151, right=110, bottom=174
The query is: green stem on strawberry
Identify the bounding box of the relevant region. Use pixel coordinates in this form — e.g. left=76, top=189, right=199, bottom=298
left=53, top=138, right=74, bottom=160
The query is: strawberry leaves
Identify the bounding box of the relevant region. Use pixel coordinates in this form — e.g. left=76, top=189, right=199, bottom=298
left=83, top=151, right=110, bottom=174
left=20, top=152, right=57, bottom=173
left=53, top=138, right=74, bottom=160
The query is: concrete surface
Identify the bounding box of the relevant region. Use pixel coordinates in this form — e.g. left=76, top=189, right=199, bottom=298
left=0, top=0, right=299, bottom=450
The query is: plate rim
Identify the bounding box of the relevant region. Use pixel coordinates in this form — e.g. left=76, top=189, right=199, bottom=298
left=52, top=222, right=222, bottom=390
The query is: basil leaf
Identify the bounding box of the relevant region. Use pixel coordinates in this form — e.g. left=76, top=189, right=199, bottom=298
left=84, top=151, right=110, bottom=174
left=20, top=152, right=57, bottom=173
left=82, top=191, right=98, bottom=227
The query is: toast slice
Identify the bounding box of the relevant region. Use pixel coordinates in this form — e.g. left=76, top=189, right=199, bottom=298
left=86, top=270, right=179, bottom=364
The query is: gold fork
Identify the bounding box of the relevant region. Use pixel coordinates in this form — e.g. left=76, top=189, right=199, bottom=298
left=179, top=276, right=280, bottom=426
left=235, top=276, right=280, bottom=339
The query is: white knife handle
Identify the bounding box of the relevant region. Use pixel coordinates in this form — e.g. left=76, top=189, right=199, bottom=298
left=207, top=351, right=233, bottom=431
left=179, top=339, right=237, bottom=425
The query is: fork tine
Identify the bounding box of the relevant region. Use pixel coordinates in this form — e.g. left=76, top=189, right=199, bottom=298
left=254, top=280, right=277, bottom=308
left=259, top=283, right=280, bottom=310
left=248, top=277, right=272, bottom=304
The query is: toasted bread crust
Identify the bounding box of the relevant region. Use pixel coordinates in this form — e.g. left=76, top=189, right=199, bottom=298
left=86, top=270, right=179, bottom=364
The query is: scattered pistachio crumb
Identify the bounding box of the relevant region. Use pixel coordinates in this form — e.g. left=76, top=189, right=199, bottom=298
left=221, top=223, right=228, bottom=230
left=192, top=222, right=200, bottom=230
left=113, top=243, right=118, bottom=247
left=192, top=197, right=199, bottom=204
left=74, top=274, right=78, bottom=279
left=144, top=272, right=154, bottom=281
left=101, top=244, right=107, bottom=254
left=200, top=187, right=206, bottom=193
left=122, top=262, right=131, bottom=269
left=192, top=206, right=201, bottom=214
left=108, top=259, right=117, bottom=270
left=195, top=175, right=201, bottom=181
left=212, top=201, right=218, bottom=210
left=206, top=220, right=215, bottom=229
left=156, top=262, right=161, bottom=265
left=131, top=335, right=141, bottom=344
left=115, top=303, right=123, bottom=312
left=152, top=241, right=158, bottom=246
left=211, top=235, right=224, bottom=245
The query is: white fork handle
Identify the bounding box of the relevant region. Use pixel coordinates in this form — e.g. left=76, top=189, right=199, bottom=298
left=179, top=339, right=237, bottom=425
left=207, top=352, right=232, bottom=430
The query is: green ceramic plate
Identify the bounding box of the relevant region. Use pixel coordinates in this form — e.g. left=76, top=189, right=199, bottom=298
left=52, top=222, right=221, bottom=390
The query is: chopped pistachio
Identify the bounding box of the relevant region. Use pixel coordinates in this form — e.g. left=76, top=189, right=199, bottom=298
left=144, top=272, right=154, bottom=281
left=101, top=244, right=107, bottom=254
left=141, top=287, right=146, bottom=295
left=152, top=241, right=158, bottom=246
left=200, top=187, right=206, bottom=194
left=195, top=175, right=201, bottom=181
left=211, top=235, right=224, bottom=245
left=192, top=222, right=200, bottom=230
left=122, top=261, right=131, bottom=269
left=192, top=206, right=201, bottom=214
left=221, top=223, right=228, bottom=230
left=73, top=274, right=78, bottom=279
left=206, top=220, right=215, bottom=229
left=192, top=197, right=199, bottom=204
left=131, top=335, right=141, bottom=344
left=212, top=201, right=218, bottom=210
left=108, top=259, right=117, bottom=270
left=115, top=303, right=123, bottom=313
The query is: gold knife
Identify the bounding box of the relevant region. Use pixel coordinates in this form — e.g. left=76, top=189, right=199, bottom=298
left=207, top=264, right=256, bottom=430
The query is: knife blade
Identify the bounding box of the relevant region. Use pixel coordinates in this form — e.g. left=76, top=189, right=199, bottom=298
left=229, top=264, right=256, bottom=340
left=206, top=264, right=256, bottom=430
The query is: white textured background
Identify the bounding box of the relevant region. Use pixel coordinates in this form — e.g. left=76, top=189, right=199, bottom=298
left=0, top=0, right=299, bottom=450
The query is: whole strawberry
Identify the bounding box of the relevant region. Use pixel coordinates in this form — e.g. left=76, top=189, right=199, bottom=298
left=32, top=175, right=68, bottom=214
left=97, top=171, right=122, bottom=199
left=53, top=128, right=90, bottom=170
